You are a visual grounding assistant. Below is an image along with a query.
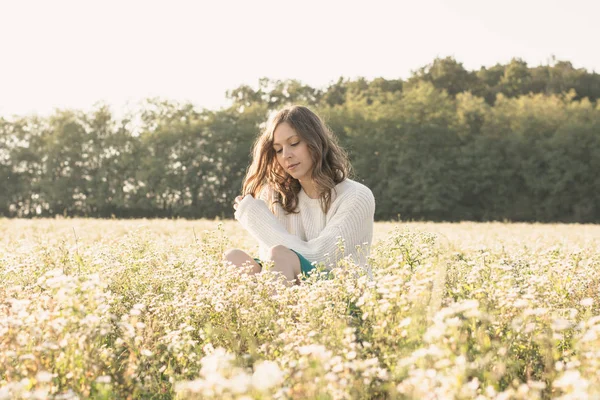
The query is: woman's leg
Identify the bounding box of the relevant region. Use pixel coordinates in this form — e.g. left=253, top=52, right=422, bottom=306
left=223, top=246, right=301, bottom=285
left=223, top=248, right=261, bottom=274
left=267, top=245, right=302, bottom=286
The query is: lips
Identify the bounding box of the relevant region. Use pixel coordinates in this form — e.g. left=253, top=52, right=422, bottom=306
left=288, top=163, right=299, bottom=171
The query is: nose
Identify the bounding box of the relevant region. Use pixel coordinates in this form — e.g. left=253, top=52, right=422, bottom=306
left=282, top=146, right=293, bottom=158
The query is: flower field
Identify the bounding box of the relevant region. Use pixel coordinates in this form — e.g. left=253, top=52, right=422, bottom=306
left=1, top=219, right=599, bottom=399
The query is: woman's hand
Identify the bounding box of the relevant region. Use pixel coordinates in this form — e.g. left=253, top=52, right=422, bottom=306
left=234, top=194, right=252, bottom=211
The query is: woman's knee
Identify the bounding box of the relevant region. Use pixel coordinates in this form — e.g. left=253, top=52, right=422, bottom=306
left=267, top=245, right=300, bottom=278
left=267, top=245, right=291, bottom=260
left=223, top=248, right=260, bottom=273
left=224, top=248, right=250, bottom=264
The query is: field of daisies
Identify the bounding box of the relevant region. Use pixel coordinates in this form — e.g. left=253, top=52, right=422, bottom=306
left=1, top=219, right=599, bottom=399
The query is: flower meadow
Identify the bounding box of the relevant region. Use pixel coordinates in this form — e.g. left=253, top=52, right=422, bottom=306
left=1, top=219, right=599, bottom=399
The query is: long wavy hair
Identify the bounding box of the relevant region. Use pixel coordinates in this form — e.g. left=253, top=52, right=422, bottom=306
left=242, top=105, right=351, bottom=214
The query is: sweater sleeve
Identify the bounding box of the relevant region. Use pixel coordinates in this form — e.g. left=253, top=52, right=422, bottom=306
left=234, top=186, right=375, bottom=266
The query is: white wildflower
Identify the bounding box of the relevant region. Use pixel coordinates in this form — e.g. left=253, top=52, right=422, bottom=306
left=554, top=370, right=588, bottom=390
left=552, top=318, right=572, bottom=331
left=252, top=361, right=283, bottom=391
left=580, top=298, right=594, bottom=307
left=35, top=371, right=53, bottom=383
left=96, top=376, right=111, bottom=384
left=229, top=372, right=252, bottom=394
left=141, top=349, right=153, bottom=357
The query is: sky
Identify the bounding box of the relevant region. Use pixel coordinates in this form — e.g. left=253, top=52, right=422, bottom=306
left=0, top=0, right=598, bottom=117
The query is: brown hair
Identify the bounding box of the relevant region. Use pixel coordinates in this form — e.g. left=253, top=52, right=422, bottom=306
left=242, top=105, right=351, bottom=214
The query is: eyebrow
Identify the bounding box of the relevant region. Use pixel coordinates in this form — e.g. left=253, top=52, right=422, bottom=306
left=272, top=135, right=299, bottom=147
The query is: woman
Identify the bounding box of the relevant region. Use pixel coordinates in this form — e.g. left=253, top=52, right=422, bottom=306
left=224, top=105, right=375, bottom=285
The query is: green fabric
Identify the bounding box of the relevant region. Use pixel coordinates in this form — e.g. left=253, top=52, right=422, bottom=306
left=290, top=249, right=316, bottom=276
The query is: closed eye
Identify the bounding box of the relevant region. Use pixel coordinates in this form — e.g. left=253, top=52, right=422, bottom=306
left=274, top=142, right=300, bottom=154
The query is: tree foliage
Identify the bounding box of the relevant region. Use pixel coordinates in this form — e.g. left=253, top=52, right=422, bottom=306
left=1, top=57, right=599, bottom=222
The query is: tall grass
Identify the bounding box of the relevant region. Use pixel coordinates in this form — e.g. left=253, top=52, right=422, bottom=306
left=1, top=219, right=599, bottom=399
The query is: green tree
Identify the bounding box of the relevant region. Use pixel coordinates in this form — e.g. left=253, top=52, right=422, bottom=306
left=408, top=56, right=480, bottom=97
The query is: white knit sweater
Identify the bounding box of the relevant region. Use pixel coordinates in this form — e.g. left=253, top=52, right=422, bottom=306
left=234, top=178, right=375, bottom=270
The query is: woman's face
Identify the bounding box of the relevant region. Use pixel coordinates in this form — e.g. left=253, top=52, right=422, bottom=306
left=272, top=122, right=314, bottom=181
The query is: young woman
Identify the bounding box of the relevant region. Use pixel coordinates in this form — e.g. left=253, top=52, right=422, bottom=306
left=224, top=105, right=375, bottom=285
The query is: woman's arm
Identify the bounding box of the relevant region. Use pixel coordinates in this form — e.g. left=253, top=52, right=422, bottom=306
left=234, top=187, right=375, bottom=265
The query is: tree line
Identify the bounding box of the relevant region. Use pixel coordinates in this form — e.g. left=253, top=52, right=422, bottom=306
left=1, top=57, right=599, bottom=222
